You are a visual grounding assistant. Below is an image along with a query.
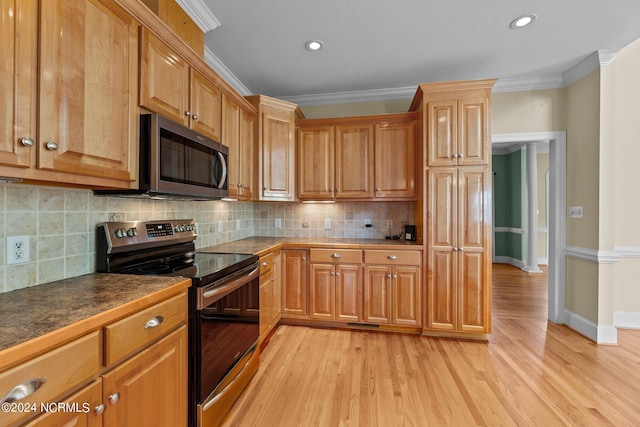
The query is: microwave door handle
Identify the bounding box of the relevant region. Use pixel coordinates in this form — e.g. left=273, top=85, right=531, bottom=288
left=217, top=151, right=227, bottom=189
left=212, top=155, right=219, bottom=187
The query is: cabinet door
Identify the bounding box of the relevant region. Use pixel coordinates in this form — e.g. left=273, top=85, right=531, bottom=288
left=239, top=109, right=256, bottom=198
left=281, top=249, right=308, bottom=318
left=457, top=97, right=489, bottom=166
left=310, top=264, right=335, bottom=320
left=259, top=272, right=273, bottom=340
left=391, top=266, right=421, bottom=326
left=223, top=95, right=240, bottom=197
left=190, top=69, right=222, bottom=140
left=336, top=265, right=362, bottom=323
left=298, top=126, right=334, bottom=200
left=262, top=112, right=295, bottom=200
left=457, top=167, right=491, bottom=332
left=335, top=125, right=374, bottom=199
left=271, top=251, right=282, bottom=325
left=426, top=168, right=457, bottom=330
left=363, top=266, right=390, bottom=324
left=38, top=0, right=138, bottom=182
left=25, top=379, right=103, bottom=427
left=102, top=326, right=188, bottom=427
left=139, top=28, right=189, bottom=126
left=0, top=0, right=37, bottom=168
left=374, top=120, right=416, bottom=198
left=427, top=100, right=457, bottom=167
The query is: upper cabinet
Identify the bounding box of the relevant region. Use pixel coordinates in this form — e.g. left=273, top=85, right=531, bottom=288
left=0, top=0, right=139, bottom=187
left=246, top=95, right=298, bottom=201
left=296, top=113, right=417, bottom=201
left=223, top=94, right=256, bottom=200
left=139, top=28, right=222, bottom=141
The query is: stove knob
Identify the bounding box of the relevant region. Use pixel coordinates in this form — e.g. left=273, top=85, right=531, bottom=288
left=179, top=225, right=186, bottom=232
left=126, top=227, right=138, bottom=237
left=114, top=228, right=126, bottom=239
left=174, top=225, right=180, bottom=233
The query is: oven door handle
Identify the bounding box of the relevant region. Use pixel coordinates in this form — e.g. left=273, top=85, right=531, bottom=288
left=198, top=265, right=259, bottom=310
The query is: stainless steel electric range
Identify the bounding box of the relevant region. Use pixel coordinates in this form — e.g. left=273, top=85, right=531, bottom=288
left=96, top=219, right=260, bottom=427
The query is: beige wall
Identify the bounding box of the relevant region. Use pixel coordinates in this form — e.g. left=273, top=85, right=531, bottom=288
left=492, top=89, right=566, bottom=134
left=566, top=257, right=599, bottom=323
left=299, top=99, right=411, bottom=119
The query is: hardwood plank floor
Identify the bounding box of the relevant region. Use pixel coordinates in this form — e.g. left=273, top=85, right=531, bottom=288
left=224, top=264, right=640, bottom=426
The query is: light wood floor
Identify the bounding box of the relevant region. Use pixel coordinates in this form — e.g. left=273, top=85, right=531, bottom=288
left=224, top=264, right=640, bottom=426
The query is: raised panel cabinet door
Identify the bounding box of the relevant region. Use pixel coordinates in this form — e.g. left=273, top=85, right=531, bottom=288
left=190, top=69, right=222, bottom=140
left=25, top=379, right=103, bottom=427
left=139, top=28, right=189, bottom=126
left=281, top=249, right=308, bottom=318
left=428, top=168, right=457, bottom=249
left=298, top=126, right=334, bottom=199
left=457, top=97, right=489, bottom=165
left=222, top=95, right=240, bottom=196
left=374, top=120, right=416, bottom=198
left=0, top=0, right=37, bottom=168
left=262, top=112, right=295, bottom=199
left=391, top=266, right=421, bottom=326
left=259, top=272, right=273, bottom=340
left=336, top=265, right=362, bottom=323
left=457, top=167, right=490, bottom=251
left=458, top=250, right=489, bottom=333
left=335, top=125, right=374, bottom=199
left=310, top=264, right=336, bottom=320
left=427, top=100, right=457, bottom=167
left=363, top=266, right=391, bottom=324
left=271, top=251, right=282, bottom=324
left=38, top=0, right=138, bottom=182
left=239, top=109, right=256, bottom=198
left=426, top=249, right=457, bottom=330
left=102, top=326, right=188, bottom=427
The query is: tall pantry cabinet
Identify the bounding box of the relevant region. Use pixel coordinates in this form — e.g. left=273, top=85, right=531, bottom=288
left=410, top=79, right=496, bottom=339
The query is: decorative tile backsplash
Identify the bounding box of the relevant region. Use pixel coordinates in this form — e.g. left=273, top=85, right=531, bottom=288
left=0, top=183, right=413, bottom=293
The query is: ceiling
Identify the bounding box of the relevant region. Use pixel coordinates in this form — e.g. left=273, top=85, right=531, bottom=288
left=180, top=0, right=640, bottom=105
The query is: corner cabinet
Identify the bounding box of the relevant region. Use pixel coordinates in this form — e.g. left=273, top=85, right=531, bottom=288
left=0, top=0, right=139, bottom=187
left=246, top=95, right=298, bottom=201
left=410, top=79, right=496, bottom=338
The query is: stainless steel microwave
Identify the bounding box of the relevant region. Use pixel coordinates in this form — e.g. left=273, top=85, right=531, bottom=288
left=95, top=113, right=228, bottom=200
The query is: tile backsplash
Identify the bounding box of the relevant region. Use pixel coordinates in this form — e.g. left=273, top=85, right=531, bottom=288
left=0, top=183, right=413, bottom=293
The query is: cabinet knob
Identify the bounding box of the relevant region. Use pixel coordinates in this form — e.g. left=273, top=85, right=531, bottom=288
left=459, top=247, right=464, bottom=251
left=459, top=154, right=464, bottom=158
left=453, top=154, right=459, bottom=158
left=271, top=277, right=276, bottom=281
left=336, top=189, right=340, bottom=193
left=20, top=137, right=34, bottom=147
left=387, top=274, right=392, bottom=279
left=264, top=187, right=270, bottom=191
left=331, top=253, right=341, bottom=258
left=336, top=272, right=341, bottom=276
left=262, top=261, right=269, bottom=266
left=376, top=187, right=381, bottom=191
left=94, top=404, right=106, bottom=415
left=388, top=255, right=397, bottom=260
left=144, top=316, right=164, bottom=329
left=45, top=141, right=58, bottom=151
left=302, top=256, right=306, bottom=261
left=453, top=247, right=458, bottom=251
left=331, top=271, right=336, bottom=276
left=238, top=183, right=243, bottom=188
left=192, top=114, right=199, bottom=121
left=393, top=274, right=398, bottom=279
left=185, top=111, right=191, bottom=117
left=109, top=393, right=120, bottom=404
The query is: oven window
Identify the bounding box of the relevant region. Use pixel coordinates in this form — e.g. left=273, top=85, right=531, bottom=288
left=160, top=128, right=220, bottom=188
left=197, top=279, right=259, bottom=401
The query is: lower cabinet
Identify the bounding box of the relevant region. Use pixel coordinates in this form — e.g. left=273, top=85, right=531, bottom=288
left=259, top=250, right=281, bottom=344
left=281, top=249, right=308, bottom=318
left=363, top=265, right=421, bottom=327
left=309, top=264, right=362, bottom=322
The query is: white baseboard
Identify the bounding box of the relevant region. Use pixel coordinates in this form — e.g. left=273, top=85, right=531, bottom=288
left=493, top=256, right=524, bottom=268
left=564, top=309, right=618, bottom=344
left=538, top=257, right=548, bottom=265
left=614, top=311, right=640, bottom=329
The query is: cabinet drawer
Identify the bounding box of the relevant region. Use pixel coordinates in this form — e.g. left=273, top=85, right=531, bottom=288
left=0, top=332, right=100, bottom=426
left=260, top=252, right=275, bottom=276
left=310, top=249, right=362, bottom=264
left=364, top=250, right=421, bottom=265
left=104, top=293, right=187, bottom=366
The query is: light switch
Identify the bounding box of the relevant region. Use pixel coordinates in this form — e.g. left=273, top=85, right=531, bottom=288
left=275, top=218, right=282, bottom=229
left=569, top=206, right=583, bottom=218
left=325, top=218, right=331, bottom=229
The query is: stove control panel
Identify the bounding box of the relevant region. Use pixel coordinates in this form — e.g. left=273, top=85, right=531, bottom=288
left=98, top=219, right=197, bottom=254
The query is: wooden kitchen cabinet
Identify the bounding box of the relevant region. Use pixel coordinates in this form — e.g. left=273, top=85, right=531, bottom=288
left=296, top=113, right=416, bottom=201
left=259, top=251, right=281, bottom=344
left=309, top=264, right=362, bottom=322
left=281, top=249, right=308, bottom=318
left=224, top=94, right=256, bottom=200
left=102, top=326, right=188, bottom=427
left=426, top=167, right=491, bottom=333
left=247, top=95, right=298, bottom=201
left=140, top=28, right=222, bottom=141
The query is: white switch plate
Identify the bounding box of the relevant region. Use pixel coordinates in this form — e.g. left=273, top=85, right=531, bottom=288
left=7, top=235, right=30, bottom=265
left=569, top=206, right=583, bottom=218
left=217, top=221, right=223, bottom=232
left=236, top=219, right=242, bottom=229
left=325, top=218, right=331, bottom=229
left=275, top=218, right=282, bottom=229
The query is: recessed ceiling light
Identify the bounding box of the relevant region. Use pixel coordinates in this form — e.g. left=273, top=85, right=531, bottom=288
left=510, top=14, right=537, bottom=29
left=305, top=40, right=324, bottom=51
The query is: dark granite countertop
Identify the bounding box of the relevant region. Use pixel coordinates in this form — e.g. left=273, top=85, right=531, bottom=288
left=0, top=273, right=190, bottom=353
left=200, top=236, right=423, bottom=257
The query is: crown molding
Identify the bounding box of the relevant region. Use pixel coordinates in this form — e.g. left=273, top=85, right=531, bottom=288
left=562, top=49, right=619, bottom=86
left=204, top=47, right=253, bottom=96
left=492, top=75, right=566, bottom=92
left=279, top=86, right=417, bottom=106
left=175, top=0, right=220, bottom=33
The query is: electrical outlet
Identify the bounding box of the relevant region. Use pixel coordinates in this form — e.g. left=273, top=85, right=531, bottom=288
left=275, top=218, right=282, bottom=229
left=325, top=218, right=332, bottom=229
left=236, top=219, right=242, bottom=229
left=217, top=221, right=223, bottom=232
left=7, top=235, right=30, bottom=265
left=364, top=219, right=372, bottom=228
left=568, top=206, right=583, bottom=219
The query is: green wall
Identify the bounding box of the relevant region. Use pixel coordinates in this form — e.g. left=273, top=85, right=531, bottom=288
left=493, top=150, right=524, bottom=261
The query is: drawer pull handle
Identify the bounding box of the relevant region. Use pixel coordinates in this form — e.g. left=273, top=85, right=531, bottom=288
left=109, top=393, right=120, bottom=404
left=331, top=253, right=341, bottom=258
left=1, top=378, right=47, bottom=403
left=262, top=261, right=269, bottom=266
left=95, top=404, right=106, bottom=415
left=388, top=255, right=398, bottom=260
left=144, top=316, right=164, bottom=329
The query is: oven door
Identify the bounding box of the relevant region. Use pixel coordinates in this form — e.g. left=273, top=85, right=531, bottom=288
left=194, top=263, right=260, bottom=426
